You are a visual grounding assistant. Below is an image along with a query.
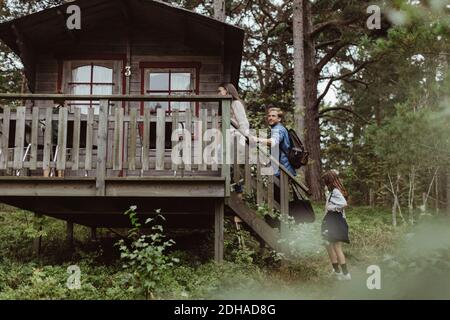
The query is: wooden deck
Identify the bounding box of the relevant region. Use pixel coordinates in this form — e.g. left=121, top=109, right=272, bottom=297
left=0, top=93, right=311, bottom=261
left=0, top=176, right=225, bottom=197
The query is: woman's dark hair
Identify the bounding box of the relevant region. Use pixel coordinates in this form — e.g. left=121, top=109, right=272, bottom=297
left=219, top=83, right=246, bottom=111
left=321, top=170, right=348, bottom=199
left=219, top=83, right=241, bottom=102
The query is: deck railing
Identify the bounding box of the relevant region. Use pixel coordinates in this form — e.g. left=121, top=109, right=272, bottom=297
left=0, top=94, right=231, bottom=195
left=0, top=93, right=309, bottom=218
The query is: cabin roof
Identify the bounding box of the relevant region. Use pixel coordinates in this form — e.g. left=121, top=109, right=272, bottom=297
left=0, top=0, right=244, bottom=89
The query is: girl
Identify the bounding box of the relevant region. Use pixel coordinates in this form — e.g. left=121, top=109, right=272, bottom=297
left=321, top=170, right=351, bottom=280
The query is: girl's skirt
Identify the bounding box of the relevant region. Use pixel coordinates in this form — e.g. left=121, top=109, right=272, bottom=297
left=321, top=211, right=350, bottom=244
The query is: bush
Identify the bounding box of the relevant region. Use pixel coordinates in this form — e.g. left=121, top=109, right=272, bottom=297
left=116, top=207, right=180, bottom=299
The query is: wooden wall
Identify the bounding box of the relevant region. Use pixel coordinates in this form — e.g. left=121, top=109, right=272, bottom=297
left=33, top=28, right=226, bottom=102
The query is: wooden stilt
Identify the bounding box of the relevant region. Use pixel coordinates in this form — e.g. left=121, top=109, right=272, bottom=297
left=214, top=200, right=224, bottom=263
left=33, top=213, right=43, bottom=257
left=90, top=227, right=97, bottom=241
left=280, top=172, right=290, bottom=238
left=66, top=220, right=74, bottom=248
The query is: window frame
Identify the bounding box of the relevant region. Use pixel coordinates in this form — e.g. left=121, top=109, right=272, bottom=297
left=58, top=55, right=126, bottom=112
left=139, top=61, right=201, bottom=115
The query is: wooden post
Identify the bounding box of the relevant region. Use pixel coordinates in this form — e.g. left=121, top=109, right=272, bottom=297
left=214, top=200, right=224, bottom=263
left=113, top=107, right=124, bottom=170
left=172, top=109, right=179, bottom=172
left=200, top=108, right=208, bottom=171
left=56, top=107, right=68, bottom=171
left=85, top=108, right=94, bottom=171
left=369, top=188, right=374, bottom=208
left=155, top=108, right=165, bottom=170
left=30, top=107, right=39, bottom=170
left=267, top=174, right=274, bottom=211
left=142, top=108, right=151, bottom=171
left=43, top=108, right=53, bottom=176
left=90, top=227, right=97, bottom=241
left=0, top=107, right=10, bottom=170
left=280, top=171, right=290, bottom=237
left=256, top=160, right=263, bottom=205
left=96, top=100, right=108, bottom=196
left=221, top=99, right=231, bottom=197
left=71, top=108, right=81, bottom=170
left=13, top=107, right=26, bottom=170
left=244, top=142, right=251, bottom=193
left=184, top=106, right=192, bottom=171
left=66, top=220, right=74, bottom=248
left=128, top=108, right=137, bottom=170
left=33, top=213, right=43, bottom=257
left=211, top=108, right=219, bottom=172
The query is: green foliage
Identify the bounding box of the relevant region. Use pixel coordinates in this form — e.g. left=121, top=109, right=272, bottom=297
left=1, top=204, right=450, bottom=299
left=116, top=207, right=180, bottom=299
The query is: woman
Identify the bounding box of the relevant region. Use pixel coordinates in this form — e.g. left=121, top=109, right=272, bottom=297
left=217, top=83, right=250, bottom=137
left=217, top=83, right=250, bottom=193
left=321, top=170, right=351, bottom=280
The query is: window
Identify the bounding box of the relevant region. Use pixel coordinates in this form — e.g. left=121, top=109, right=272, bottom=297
left=144, top=68, right=196, bottom=112
left=63, top=61, right=122, bottom=114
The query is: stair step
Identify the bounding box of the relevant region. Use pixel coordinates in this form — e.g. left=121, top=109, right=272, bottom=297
left=227, top=193, right=289, bottom=255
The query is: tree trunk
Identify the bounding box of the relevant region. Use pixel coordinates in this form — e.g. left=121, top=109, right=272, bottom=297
left=447, top=168, right=450, bottom=214
left=392, top=195, right=397, bottom=227
left=213, top=0, right=226, bottom=22
left=293, top=0, right=306, bottom=138
left=435, top=171, right=439, bottom=214
left=408, top=166, right=415, bottom=224
left=303, top=0, right=323, bottom=200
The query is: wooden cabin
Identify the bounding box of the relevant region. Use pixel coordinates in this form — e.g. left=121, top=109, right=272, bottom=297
left=0, top=0, right=308, bottom=260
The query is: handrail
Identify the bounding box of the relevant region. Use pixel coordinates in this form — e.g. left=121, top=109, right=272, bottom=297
left=0, top=93, right=233, bottom=102
left=230, top=121, right=311, bottom=196
left=0, top=94, right=233, bottom=196
left=0, top=93, right=308, bottom=194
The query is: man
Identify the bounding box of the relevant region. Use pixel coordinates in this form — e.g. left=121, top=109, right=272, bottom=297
left=256, top=107, right=296, bottom=177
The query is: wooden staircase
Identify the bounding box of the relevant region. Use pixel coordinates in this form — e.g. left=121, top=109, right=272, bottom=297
left=225, top=129, right=311, bottom=255
left=227, top=193, right=285, bottom=252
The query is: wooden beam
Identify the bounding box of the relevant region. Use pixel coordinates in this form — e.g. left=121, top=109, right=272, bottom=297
left=96, top=100, right=108, bottom=196
left=228, top=193, right=287, bottom=254
left=114, top=0, right=133, bottom=23
left=56, top=9, right=78, bottom=41
left=90, top=227, right=97, bottom=241
left=0, top=93, right=234, bottom=103
left=66, top=220, right=74, bottom=249
left=221, top=99, right=231, bottom=197
left=0, top=107, right=10, bottom=170
left=214, top=199, right=224, bottom=263
left=0, top=176, right=226, bottom=198
left=33, top=213, right=43, bottom=257
left=11, top=24, right=36, bottom=91
left=280, top=172, right=290, bottom=238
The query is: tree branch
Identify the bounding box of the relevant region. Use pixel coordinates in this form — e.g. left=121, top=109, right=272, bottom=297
left=315, top=60, right=372, bottom=107
left=316, top=38, right=342, bottom=50
left=315, top=41, right=349, bottom=74
left=315, top=77, right=336, bottom=109
left=310, top=18, right=359, bottom=38
left=318, top=107, right=369, bottom=123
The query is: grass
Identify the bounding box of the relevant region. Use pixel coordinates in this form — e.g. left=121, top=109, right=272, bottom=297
left=0, top=202, right=448, bottom=300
